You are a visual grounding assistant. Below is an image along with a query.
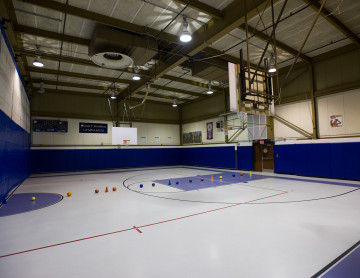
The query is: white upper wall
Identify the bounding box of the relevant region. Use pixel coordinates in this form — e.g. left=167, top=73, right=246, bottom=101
left=31, top=117, right=180, bottom=146
left=0, top=30, right=30, bottom=132
left=274, top=100, right=313, bottom=140
left=317, top=89, right=360, bottom=138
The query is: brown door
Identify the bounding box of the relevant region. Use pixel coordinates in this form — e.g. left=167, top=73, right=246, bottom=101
left=254, top=143, right=263, bottom=172
left=262, top=144, right=274, bottom=170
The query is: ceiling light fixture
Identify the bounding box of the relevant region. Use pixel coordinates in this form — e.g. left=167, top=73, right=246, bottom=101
left=172, top=99, right=178, bottom=107
left=180, top=15, right=192, bottom=43
left=268, top=54, right=276, bottom=73
left=33, top=57, right=44, bottom=68
left=111, top=85, right=117, bottom=99
left=133, top=66, right=141, bottom=80
left=206, top=81, right=214, bottom=95
left=33, top=45, right=44, bottom=67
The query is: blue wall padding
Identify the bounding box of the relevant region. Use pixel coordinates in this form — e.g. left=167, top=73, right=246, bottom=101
left=274, top=143, right=360, bottom=181
left=31, top=146, right=241, bottom=173
left=31, top=148, right=183, bottom=173
left=237, top=146, right=254, bottom=170
left=181, top=146, right=236, bottom=169
left=0, top=110, right=30, bottom=203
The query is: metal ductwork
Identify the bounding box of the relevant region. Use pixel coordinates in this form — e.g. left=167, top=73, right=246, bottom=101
left=89, top=25, right=158, bottom=69
left=191, top=58, right=229, bottom=83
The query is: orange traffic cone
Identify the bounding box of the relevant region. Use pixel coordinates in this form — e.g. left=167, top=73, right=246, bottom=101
left=105, top=186, right=109, bottom=192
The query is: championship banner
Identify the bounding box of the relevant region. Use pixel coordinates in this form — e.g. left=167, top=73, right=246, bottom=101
left=79, top=122, right=108, bottom=133
left=207, top=122, right=213, bottom=140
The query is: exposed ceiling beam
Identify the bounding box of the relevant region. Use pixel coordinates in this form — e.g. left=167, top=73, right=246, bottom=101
left=26, top=66, right=133, bottom=85
left=238, top=24, right=312, bottom=62
left=172, top=0, right=222, bottom=19
left=31, top=78, right=203, bottom=98
left=13, top=46, right=148, bottom=75
left=15, top=45, right=219, bottom=90
left=150, top=84, right=203, bottom=97
left=30, top=87, right=172, bottom=106
left=303, top=0, right=360, bottom=47
left=161, top=74, right=223, bottom=91
left=23, top=0, right=178, bottom=42
left=31, top=78, right=114, bottom=91
left=125, top=0, right=275, bottom=99
left=135, top=91, right=186, bottom=102
left=15, top=24, right=90, bottom=45
left=21, top=0, right=240, bottom=65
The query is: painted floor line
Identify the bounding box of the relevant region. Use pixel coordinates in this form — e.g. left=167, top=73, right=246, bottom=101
left=0, top=191, right=287, bottom=259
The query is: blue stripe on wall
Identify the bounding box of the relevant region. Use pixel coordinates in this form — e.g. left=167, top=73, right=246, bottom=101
left=274, top=143, right=360, bottom=181
left=0, top=110, right=30, bottom=203
left=181, top=146, right=236, bottom=169
left=31, top=145, right=253, bottom=173
left=31, top=148, right=183, bottom=173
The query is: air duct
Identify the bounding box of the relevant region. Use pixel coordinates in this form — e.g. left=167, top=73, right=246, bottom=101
left=89, top=25, right=158, bottom=69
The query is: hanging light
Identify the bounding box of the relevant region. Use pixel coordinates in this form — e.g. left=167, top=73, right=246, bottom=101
left=132, top=66, right=141, bottom=80
left=206, top=81, right=214, bottom=95
left=172, top=99, right=178, bottom=107
left=38, top=81, right=45, bottom=94
left=33, top=57, right=44, bottom=68
left=180, top=15, right=192, bottom=43
left=33, top=45, right=44, bottom=67
left=111, top=85, right=117, bottom=99
left=268, top=54, right=276, bottom=73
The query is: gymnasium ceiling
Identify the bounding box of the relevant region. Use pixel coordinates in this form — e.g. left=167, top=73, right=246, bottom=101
left=1, top=0, right=359, bottom=106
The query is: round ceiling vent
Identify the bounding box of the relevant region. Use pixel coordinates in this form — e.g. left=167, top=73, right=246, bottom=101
left=90, top=51, right=133, bottom=69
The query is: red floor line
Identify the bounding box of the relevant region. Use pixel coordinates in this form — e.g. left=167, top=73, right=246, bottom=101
left=133, top=226, right=142, bottom=233
left=0, top=191, right=287, bottom=259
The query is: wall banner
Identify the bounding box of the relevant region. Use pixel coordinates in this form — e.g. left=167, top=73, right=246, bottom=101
left=330, top=115, right=342, bottom=127
left=207, top=122, right=213, bottom=140
left=79, top=122, right=108, bottom=133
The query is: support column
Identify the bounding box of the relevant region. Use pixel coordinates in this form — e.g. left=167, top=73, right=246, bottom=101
left=309, top=64, right=319, bottom=139
left=179, top=106, right=183, bottom=146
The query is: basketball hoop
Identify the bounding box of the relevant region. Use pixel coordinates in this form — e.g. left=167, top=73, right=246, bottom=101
left=123, top=139, right=130, bottom=145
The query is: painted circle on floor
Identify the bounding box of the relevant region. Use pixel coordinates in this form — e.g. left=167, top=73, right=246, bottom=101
left=0, top=193, right=63, bottom=217
left=123, top=172, right=360, bottom=205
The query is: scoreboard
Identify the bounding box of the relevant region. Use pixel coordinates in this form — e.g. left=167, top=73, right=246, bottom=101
left=32, top=119, right=68, bottom=132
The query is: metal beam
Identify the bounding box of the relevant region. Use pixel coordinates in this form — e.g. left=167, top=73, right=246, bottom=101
left=16, top=45, right=219, bottom=90
left=125, top=0, right=272, bottom=98
left=135, top=91, right=185, bottom=102
left=32, top=77, right=202, bottom=98
left=274, top=114, right=313, bottom=138
left=309, top=64, right=318, bottom=138
left=13, top=47, right=148, bottom=76
left=23, top=0, right=178, bottom=43
left=303, top=0, right=360, bottom=47
left=31, top=78, right=114, bottom=91
left=20, top=0, right=241, bottom=66
left=172, top=0, right=222, bottom=19
left=239, top=24, right=312, bottom=62
left=15, top=24, right=90, bottom=45
left=26, top=66, right=133, bottom=85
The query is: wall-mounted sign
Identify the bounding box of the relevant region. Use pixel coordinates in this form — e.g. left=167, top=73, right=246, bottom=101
left=79, top=122, right=108, bottom=133
left=206, top=122, right=213, bottom=140
left=330, top=115, right=342, bottom=127
left=183, top=131, right=202, bottom=144
left=33, top=119, right=68, bottom=132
